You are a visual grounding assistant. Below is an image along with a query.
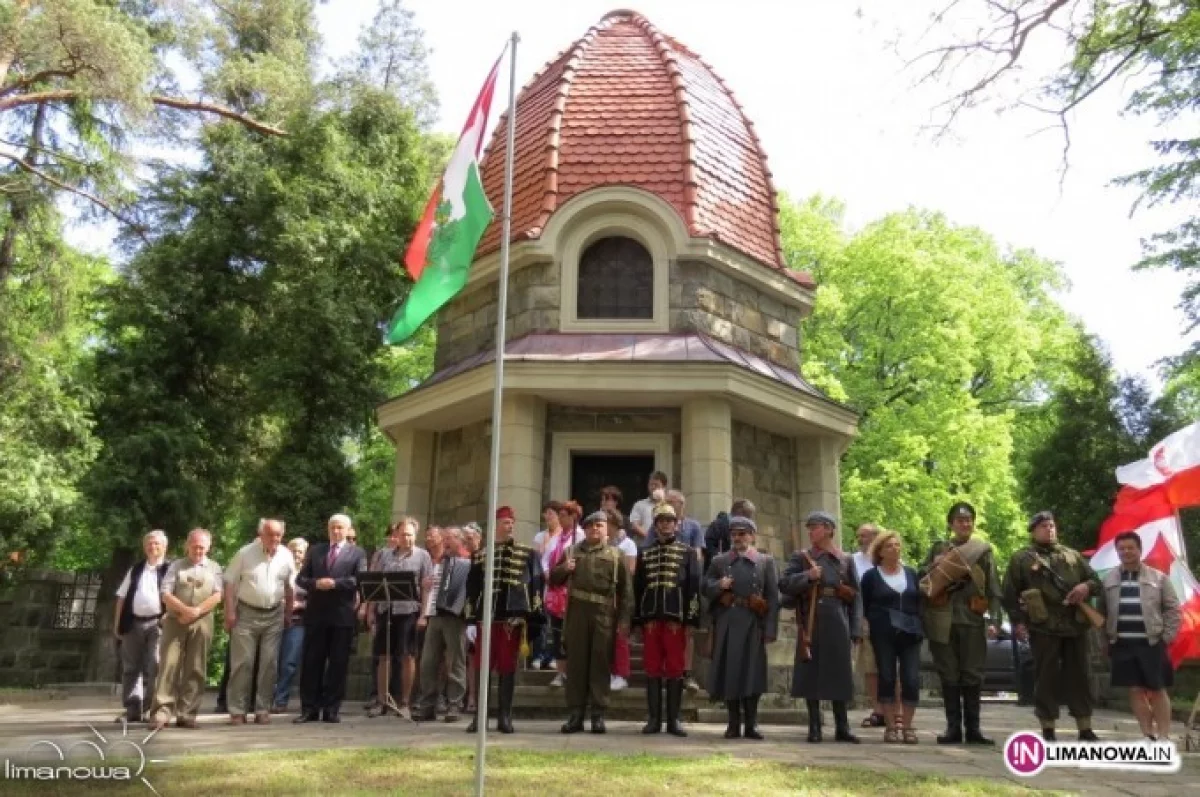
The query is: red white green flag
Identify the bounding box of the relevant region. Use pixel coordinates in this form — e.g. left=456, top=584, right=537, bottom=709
left=386, top=54, right=502, bottom=345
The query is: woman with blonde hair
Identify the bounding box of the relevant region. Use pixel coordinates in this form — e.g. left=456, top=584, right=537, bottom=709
left=859, top=529, right=924, bottom=743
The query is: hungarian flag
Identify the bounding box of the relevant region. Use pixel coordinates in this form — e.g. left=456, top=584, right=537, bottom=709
left=1089, top=421, right=1200, bottom=668
left=385, top=54, right=502, bottom=345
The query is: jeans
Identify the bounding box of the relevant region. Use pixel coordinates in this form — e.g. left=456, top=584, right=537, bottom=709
left=273, top=624, right=305, bottom=708
left=531, top=623, right=555, bottom=666
left=870, top=630, right=921, bottom=706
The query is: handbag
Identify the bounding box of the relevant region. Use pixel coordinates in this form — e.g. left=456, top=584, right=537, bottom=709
left=544, top=533, right=570, bottom=619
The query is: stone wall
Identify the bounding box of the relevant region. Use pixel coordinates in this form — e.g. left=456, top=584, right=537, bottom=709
left=671, top=260, right=804, bottom=372
left=731, top=420, right=797, bottom=560
left=434, top=261, right=560, bottom=371
left=430, top=419, right=492, bottom=525
left=541, top=406, right=683, bottom=498
left=0, top=570, right=101, bottom=687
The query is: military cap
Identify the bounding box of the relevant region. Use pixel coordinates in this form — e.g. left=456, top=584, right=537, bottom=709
left=653, top=503, right=677, bottom=521
left=583, top=510, right=608, bottom=527
left=947, top=501, right=976, bottom=524
left=804, top=510, right=837, bottom=528
left=1028, top=510, right=1055, bottom=532
left=495, top=506, right=515, bottom=521
left=729, top=515, right=757, bottom=534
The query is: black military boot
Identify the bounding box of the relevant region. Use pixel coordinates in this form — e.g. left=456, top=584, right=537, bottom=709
left=806, top=700, right=822, bottom=743
left=937, top=683, right=963, bottom=745
left=642, top=678, right=663, bottom=734
left=724, top=700, right=742, bottom=739
left=832, top=701, right=860, bottom=744
left=742, top=696, right=764, bottom=741
left=665, top=678, right=687, bottom=737
left=496, top=673, right=516, bottom=734
left=962, top=685, right=994, bottom=745
left=561, top=711, right=585, bottom=734
left=590, top=712, right=606, bottom=734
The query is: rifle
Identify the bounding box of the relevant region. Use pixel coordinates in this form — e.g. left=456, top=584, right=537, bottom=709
left=1028, top=552, right=1105, bottom=629
left=798, top=551, right=819, bottom=662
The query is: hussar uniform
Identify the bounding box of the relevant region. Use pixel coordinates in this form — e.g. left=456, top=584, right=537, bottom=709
left=634, top=504, right=702, bottom=736
left=465, top=521, right=543, bottom=734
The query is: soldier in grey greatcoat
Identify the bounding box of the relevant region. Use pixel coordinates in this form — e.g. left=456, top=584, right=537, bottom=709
left=780, top=510, right=862, bottom=744
left=704, top=516, right=780, bottom=740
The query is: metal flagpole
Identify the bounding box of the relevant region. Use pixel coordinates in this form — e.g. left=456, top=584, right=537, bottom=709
left=474, top=30, right=519, bottom=797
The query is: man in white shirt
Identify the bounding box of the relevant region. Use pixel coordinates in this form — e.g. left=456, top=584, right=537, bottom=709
left=113, top=530, right=169, bottom=723
left=630, top=470, right=669, bottom=550
left=223, top=518, right=295, bottom=725
left=852, top=523, right=884, bottom=729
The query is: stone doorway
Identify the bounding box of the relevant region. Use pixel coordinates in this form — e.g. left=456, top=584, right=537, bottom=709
left=569, top=453, right=654, bottom=518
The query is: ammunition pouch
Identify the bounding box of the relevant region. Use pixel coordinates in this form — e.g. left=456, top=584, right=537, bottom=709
left=968, top=595, right=989, bottom=616
left=835, top=583, right=856, bottom=605
left=1020, top=588, right=1050, bottom=624
left=746, top=594, right=769, bottom=618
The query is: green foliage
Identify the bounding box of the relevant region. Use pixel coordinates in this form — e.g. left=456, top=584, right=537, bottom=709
left=0, top=205, right=107, bottom=564
left=84, top=87, right=435, bottom=553
left=784, top=197, right=1076, bottom=559
left=1019, top=335, right=1145, bottom=550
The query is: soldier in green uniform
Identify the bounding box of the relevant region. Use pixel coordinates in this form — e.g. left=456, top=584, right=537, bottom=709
left=918, top=502, right=1003, bottom=745
left=551, top=510, right=634, bottom=734
left=1003, top=511, right=1103, bottom=742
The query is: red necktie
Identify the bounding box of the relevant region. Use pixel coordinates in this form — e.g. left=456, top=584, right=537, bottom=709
left=326, top=544, right=339, bottom=569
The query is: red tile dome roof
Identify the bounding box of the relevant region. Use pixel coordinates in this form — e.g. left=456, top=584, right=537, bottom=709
left=477, top=9, right=803, bottom=282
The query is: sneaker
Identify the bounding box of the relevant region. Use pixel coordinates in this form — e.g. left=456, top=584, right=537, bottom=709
left=610, top=675, right=628, bottom=691
left=550, top=673, right=566, bottom=688
left=529, top=660, right=543, bottom=670
left=684, top=677, right=700, bottom=693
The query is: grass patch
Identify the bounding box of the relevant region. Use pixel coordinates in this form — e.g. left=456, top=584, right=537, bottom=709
left=1, top=746, right=1061, bottom=796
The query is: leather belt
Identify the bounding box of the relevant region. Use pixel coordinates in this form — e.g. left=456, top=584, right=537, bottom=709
left=820, top=588, right=839, bottom=597
left=570, top=589, right=612, bottom=606
left=132, top=613, right=162, bottom=621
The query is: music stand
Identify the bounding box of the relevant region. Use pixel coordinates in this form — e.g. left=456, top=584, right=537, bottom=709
left=358, top=571, right=419, bottom=720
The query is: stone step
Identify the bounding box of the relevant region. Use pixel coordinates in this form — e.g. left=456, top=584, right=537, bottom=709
left=480, top=685, right=713, bottom=721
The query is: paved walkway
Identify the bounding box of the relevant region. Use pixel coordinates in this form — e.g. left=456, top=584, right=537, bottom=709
left=0, top=697, right=1196, bottom=795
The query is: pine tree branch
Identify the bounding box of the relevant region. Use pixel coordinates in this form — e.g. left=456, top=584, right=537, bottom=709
left=0, top=91, right=287, bottom=136
left=0, top=151, right=149, bottom=242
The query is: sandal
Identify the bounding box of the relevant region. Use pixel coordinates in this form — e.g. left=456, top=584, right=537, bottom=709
left=862, top=713, right=886, bottom=728
left=884, top=727, right=901, bottom=743
left=903, top=728, right=919, bottom=745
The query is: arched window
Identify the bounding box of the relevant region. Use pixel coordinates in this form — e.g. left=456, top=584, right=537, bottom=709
left=575, top=236, right=654, bottom=319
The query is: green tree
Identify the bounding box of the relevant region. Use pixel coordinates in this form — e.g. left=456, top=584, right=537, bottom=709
left=0, top=208, right=105, bottom=566
left=909, top=0, right=1200, bottom=385
left=1019, top=334, right=1144, bottom=550
left=783, top=196, right=1076, bottom=558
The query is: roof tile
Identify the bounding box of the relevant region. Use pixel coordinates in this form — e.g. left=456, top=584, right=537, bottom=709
left=475, top=10, right=808, bottom=284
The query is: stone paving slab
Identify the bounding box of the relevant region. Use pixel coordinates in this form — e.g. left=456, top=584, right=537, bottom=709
left=0, top=698, right=1197, bottom=794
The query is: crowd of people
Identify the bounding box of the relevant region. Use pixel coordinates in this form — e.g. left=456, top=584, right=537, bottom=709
left=112, top=474, right=1184, bottom=744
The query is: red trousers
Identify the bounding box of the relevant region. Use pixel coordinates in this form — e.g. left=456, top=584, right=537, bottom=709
left=612, top=626, right=631, bottom=678
left=642, top=620, right=687, bottom=678
left=472, top=622, right=521, bottom=675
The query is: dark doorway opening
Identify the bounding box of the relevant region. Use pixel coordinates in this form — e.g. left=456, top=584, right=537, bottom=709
left=569, top=453, right=655, bottom=519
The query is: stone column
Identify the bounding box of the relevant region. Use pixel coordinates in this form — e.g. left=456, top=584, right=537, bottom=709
left=793, top=435, right=842, bottom=552
left=681, top=397, right=733, bottom=526
left=496, top=393, right=546, bottom=543
left=391, top=427, right=435, bottom=528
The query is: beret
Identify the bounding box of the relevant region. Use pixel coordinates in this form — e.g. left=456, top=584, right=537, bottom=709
left=583, top=510, right=608, bottom=527
left=1028, top=510, right=1054, bottom=532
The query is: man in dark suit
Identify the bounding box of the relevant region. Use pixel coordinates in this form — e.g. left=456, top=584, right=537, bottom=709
left=294, top=513, right=366, bottom=723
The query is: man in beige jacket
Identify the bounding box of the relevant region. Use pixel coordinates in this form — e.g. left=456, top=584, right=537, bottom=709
left=1102, top=531, right=1181, bottom=741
